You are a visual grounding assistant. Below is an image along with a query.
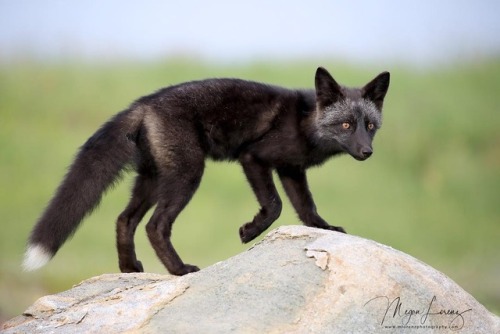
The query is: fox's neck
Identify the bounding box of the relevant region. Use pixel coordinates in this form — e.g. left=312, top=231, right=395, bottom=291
left=297, top=89, right=319, bottom=139
left=297, top=90, right=345, bottom=159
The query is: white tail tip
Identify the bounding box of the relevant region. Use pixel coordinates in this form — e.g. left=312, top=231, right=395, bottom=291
left=23, top=244, right=52, bottom=271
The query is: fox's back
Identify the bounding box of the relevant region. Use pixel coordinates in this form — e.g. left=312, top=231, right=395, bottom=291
left=140, top=78, right=301, bottom=160
left=147, top=78, right=292, bottom=113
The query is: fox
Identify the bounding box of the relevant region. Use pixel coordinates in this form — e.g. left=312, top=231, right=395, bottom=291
left=23, top=67, right=390, bottom=276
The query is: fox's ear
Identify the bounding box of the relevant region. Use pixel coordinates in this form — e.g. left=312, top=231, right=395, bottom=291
left=315, top=67, right=343, bottom=109
left=362, top=71, right=390, bottom=110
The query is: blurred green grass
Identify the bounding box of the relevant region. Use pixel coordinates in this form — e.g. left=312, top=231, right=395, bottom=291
left=1, top=58, right=499, bottom=321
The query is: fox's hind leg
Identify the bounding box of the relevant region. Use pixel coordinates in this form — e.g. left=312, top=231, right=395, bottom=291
left=145, top=145, right=205, bottom=276
left=116, top=173, right=157, bottom=273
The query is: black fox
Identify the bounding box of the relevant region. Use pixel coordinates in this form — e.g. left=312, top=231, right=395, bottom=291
left=23, top=67, right=390, bottom=276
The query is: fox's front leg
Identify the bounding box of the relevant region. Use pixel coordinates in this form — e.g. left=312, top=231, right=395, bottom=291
left=277, top=166, right=346, bottom=233
left=239, top=153, right=282, bottom=243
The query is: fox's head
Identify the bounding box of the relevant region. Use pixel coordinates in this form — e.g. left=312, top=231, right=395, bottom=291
left=313, top=67, right=390, bottom=161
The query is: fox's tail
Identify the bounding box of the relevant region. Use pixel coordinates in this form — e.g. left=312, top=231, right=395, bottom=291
left=23, top=107, right=144, bottom=271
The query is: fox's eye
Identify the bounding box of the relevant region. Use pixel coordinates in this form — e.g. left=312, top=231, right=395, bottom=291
left=342, top=122, right=350, bottom=129
left=367, top=123, right=374, bottom=130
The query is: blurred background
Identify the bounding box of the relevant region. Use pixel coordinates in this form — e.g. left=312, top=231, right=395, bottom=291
left=1, top=0, right=499, bottom=322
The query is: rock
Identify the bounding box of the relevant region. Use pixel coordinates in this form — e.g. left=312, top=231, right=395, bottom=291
left=3, top=226, right=499, bottom=333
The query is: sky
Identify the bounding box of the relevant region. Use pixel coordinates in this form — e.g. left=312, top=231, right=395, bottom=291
left=1, top=0, right=499, bottom=65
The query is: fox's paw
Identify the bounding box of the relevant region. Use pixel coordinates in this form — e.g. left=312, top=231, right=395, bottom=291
left=327, top=225, right=347, bottom=234
left=172, top=264, right=200, bottom=276
left=120, top=260, right=144, bottom=273
left=239, top=222, right=261, bottom=244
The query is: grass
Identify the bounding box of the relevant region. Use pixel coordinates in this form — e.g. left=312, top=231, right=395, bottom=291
left=0, top=58, right=499, bottom=321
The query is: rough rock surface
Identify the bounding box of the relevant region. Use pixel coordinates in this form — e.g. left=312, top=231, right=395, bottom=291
left=3, top=226, right=499, bottom=333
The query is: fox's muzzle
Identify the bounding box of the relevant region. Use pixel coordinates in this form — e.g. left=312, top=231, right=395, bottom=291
left=360, top=148, right=373, bottom=160
left=350, top=146, right=373, bottom=161
left=347, top=126, right=374, bottom=161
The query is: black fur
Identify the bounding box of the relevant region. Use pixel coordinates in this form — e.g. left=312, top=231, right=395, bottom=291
left=25, top=67, right=390, bottom=275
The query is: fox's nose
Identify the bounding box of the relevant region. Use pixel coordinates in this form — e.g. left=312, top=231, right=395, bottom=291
left=361, top=149, right=372, bottom=158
